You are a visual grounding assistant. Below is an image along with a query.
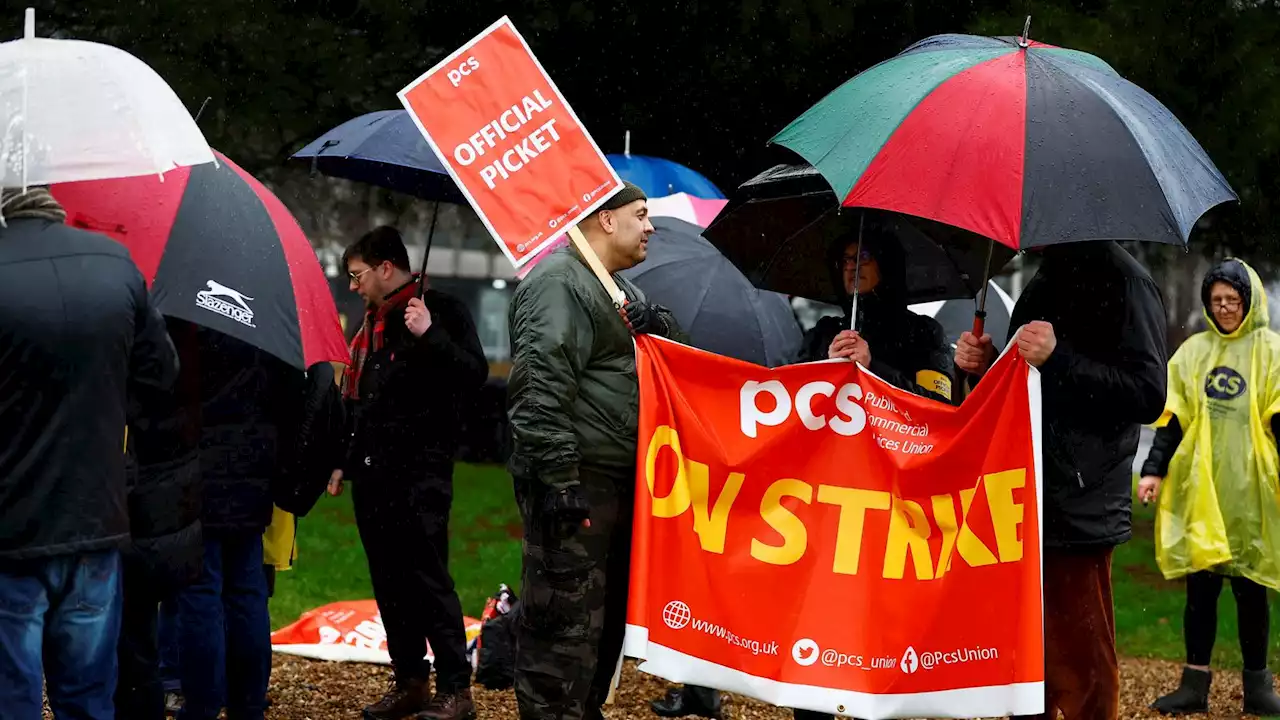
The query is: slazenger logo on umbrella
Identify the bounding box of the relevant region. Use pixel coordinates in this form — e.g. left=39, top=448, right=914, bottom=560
left=196, top=280, right=256, bottom=328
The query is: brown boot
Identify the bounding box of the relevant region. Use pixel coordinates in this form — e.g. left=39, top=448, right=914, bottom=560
left=416, top=687, right=476, bottom=720
left=363, top=677, right=429, bottom=720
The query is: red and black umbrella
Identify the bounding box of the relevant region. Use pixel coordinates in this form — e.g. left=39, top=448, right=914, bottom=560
left=51, top=150, right=347, bottom=370
left=771, top=31, right=1237, bottom=250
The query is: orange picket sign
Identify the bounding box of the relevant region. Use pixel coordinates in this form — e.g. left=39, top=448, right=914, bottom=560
left=398, top=16, right=622, bottom=269
left=623, top=336, right=1044, bottom=719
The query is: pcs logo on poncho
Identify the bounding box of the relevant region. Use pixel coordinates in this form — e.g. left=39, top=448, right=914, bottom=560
left=1204, top=366, right=1247, bottom=400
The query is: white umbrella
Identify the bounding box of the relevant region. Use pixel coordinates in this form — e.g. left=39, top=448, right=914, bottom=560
left=910, top=280, right=1016, bottom=350
left=0, top=8, right=214, bottom=191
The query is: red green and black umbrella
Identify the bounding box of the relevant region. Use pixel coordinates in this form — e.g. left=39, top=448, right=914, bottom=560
left=51, top=150, right=347, bottom=370
left=772, top=30, right=1238, bottom=251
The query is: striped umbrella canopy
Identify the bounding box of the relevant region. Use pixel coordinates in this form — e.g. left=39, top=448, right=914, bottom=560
left=772, top=30, right=1237, bottom=251
left=52, top=151, right=347, bottom=370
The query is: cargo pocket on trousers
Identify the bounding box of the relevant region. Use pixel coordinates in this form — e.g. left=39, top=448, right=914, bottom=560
left=520, top=543, right=591, bottom=641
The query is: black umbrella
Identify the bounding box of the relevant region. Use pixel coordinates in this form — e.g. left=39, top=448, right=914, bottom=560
left=705, top=163, right=1017, bottom=310
left=291, top=110, right=466, bottom=203
left=292, top=110, right=468, bottom=298
left=621, top=217, right=802, bottom=367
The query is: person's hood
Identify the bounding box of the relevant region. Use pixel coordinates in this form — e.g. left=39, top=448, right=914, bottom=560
left=825, top=217, right=908, bottom=310
left=1201, top=258, right=1269, bottom=338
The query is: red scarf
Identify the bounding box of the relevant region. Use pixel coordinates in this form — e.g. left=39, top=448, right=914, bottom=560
left=342, top=277, right=420, bottom=400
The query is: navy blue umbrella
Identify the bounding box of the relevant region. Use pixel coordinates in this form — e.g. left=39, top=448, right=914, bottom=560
left=292, top=110, right=466, bottom=204
left=622, top=216, right=801, bottom=367
left=606, top=152, right=725, bottom=199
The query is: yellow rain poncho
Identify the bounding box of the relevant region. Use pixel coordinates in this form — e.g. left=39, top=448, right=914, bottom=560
left=1155, top=260, right=1280, bottom=589
left=263, top=505, right=297, bottom=571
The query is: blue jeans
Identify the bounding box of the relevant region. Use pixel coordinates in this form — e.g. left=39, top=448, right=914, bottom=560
left=175, top=534, right=271, bottom=720
left=157, top=600, right=180, bottom=692
left=0, top=550, right=122, bottom=720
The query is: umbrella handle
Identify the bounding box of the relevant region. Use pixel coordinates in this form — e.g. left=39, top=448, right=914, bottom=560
left=972, top=311, right=987, bottom=339
left=418, top=201, right=440, bottom=299
left=971, top=238, right=994, bottom=339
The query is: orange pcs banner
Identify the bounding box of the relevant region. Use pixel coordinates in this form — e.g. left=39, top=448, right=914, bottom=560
left=398, top=17, right=622, bottom=268
left=270, top=600, right=482, bottom=666
left=624, top=337, right=1045, bottom=719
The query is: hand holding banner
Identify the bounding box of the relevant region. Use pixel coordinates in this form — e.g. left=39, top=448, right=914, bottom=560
left=625, top=338, right=1044, bottom=719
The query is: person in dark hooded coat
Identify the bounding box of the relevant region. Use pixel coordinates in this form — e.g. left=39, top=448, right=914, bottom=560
left=798, top=227, right=954, bottom=404
left=792, top=229, right=952, bottom=720
left=955, top=241, right=1167, bottom=720
left=116, top=319, right=204, bottom=720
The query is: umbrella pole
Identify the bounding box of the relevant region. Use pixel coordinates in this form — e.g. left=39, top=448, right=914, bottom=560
left=417, top=200, right=440, bottom=299
left=850, top=212, right=865, bottom=332
left=972, top=238, right=995, bottom=338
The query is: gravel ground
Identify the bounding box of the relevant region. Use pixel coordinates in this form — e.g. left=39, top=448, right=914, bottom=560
left=257, top=654, right=1272, bottom=719
left=38, top=654, right=1269, bottom=718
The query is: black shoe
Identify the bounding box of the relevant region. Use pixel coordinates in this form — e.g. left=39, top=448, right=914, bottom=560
left=651, top=686, right=723, bottom=719
left=1151, top=666, right=1210, bottom=715
left=1244, top=669, right=1280, bottom=716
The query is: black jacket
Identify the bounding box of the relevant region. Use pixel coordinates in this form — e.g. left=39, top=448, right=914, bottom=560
left=344, top=287, right=488, bottom=485
left=125, top=318, right=203, bottom=591
left=1003, top=242, right=1167, bottom=549
left=0, top=219, right=178, bottom=561
left=196, top=328, right=304, bottom=534
left=799, top=228, right=955, bottom=403
left=273, top=360, right=345, bottom=517
left=506, top=249, right=684, bottom=487
left=799, top=297, right=954, bottom=403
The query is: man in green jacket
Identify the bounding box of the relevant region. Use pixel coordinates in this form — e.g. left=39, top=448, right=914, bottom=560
left=506, top=182, right=684, bottom=720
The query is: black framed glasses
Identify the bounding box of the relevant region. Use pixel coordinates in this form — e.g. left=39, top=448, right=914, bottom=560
left=839, top=249, right=874, bottom=269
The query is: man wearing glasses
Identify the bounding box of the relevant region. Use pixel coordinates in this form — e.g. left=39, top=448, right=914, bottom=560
left=329, top=226, right=488, bottom=720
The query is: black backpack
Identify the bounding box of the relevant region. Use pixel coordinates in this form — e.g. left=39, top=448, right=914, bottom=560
left=475, top=599, right=522, bottom=689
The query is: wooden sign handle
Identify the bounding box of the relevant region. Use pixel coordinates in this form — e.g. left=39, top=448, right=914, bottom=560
left=604, top=647, right=624, bottom=704
left=563, top=232, right=626, bottom=703
left=567, top=226, right=626, bottom=307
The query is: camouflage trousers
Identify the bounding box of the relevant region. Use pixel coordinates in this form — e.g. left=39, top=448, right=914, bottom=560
left=513, top=468, right=634, bottom=720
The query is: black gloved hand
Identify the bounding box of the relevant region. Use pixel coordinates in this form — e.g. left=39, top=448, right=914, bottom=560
left=543, top=485, right=590, bottom=540
left=621, top=301, right=666, bottom=336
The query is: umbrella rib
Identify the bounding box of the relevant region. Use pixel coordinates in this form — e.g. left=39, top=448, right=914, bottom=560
left=744, top=284, right=773, bottom=366
left=941, top=239, right=982, bottom=297
left=684, top=261, right=720, bottom=330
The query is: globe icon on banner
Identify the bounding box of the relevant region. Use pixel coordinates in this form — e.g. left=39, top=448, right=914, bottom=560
left=662, top=601, right=691, bottom=630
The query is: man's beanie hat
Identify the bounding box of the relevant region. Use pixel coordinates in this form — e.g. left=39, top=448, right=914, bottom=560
left=599, top=181, right=647, bottom=212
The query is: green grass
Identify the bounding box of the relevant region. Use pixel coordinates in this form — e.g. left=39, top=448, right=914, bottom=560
left=270, top=465, right=1277, bottom=670
left=268, top=463, right=523, bottom=630
left=1114, top=481, right=1280, bottom=669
